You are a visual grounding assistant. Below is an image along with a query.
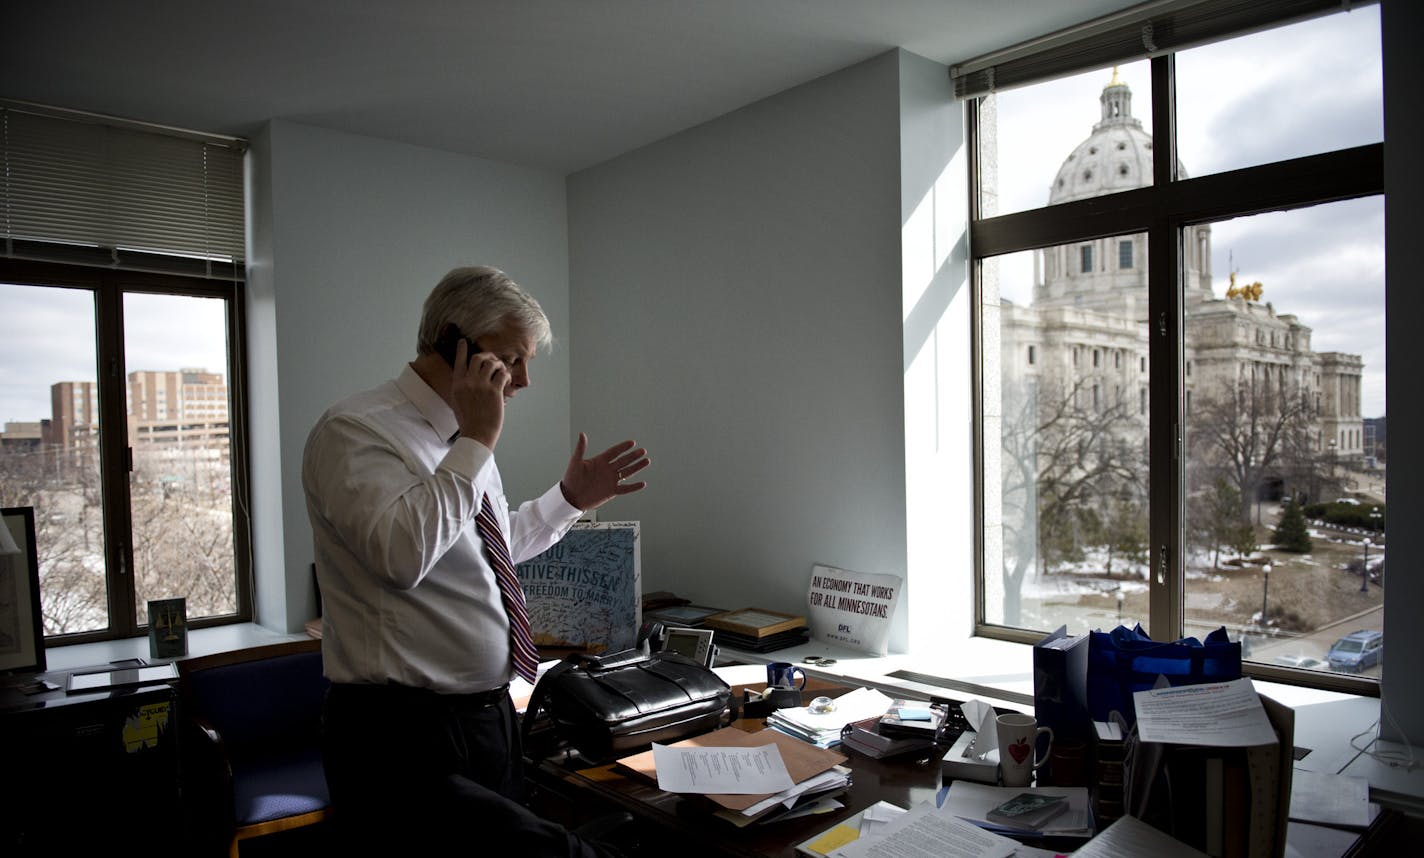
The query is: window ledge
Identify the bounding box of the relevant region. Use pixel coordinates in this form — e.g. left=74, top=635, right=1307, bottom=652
left=43, top=623, right=310, bottom=672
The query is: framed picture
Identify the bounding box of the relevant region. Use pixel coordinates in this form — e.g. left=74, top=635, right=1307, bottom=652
left=64, top=661, right=179, bottom=694
left=1, top=506, right=46, bottom=675
left=148, top=597, right=189, bottom=659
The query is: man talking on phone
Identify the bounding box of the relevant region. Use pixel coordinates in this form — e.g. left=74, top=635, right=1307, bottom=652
left=302, top=265, right=649, bottom=850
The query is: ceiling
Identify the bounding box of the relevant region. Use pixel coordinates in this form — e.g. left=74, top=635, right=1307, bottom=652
left=3, top=0, right=1137, bottom=174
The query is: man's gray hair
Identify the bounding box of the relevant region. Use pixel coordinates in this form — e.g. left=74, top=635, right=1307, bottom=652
left=417, top=266, right=553, bottom=354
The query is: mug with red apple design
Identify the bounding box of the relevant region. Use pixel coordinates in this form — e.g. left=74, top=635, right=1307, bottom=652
left=995, top=712, right=1054, bottom=788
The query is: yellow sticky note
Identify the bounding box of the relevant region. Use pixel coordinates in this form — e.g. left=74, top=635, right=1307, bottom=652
left=807, top=824, right=860, bottom=854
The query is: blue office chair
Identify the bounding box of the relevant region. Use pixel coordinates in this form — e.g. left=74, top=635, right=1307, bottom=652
left=178, top=639, right=331, bottom=857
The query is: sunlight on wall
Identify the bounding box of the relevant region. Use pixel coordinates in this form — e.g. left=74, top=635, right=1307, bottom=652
left=901, top=145, right=966, bottom=324
left=902, top=142, right=973, bottom=654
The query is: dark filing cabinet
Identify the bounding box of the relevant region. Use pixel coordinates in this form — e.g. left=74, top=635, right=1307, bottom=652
left=0, top=665, right=180, bottom=856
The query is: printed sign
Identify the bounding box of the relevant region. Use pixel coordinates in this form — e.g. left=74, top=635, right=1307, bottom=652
left=516, top=521, right=640, bottom=654
left=806, top=563, right=903, bottom=655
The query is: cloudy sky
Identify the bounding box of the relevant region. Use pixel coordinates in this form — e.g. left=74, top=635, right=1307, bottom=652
left=0, top=5, right=1386, bottom=426
left=991, top=4, right=1385, bottom=417
left=0, top=285, right=229, bottom=425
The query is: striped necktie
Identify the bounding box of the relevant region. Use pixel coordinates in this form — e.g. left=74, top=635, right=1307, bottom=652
left=475, top=493, right=539, bottom=683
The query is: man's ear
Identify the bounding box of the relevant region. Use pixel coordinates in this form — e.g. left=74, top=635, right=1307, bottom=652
left=434, top=323, right=464, bottom=367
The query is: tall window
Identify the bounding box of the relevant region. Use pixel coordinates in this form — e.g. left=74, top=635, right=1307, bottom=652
left=969, top=3, right=1383, bottom=692
left=0, top=104, right=251, bottom=643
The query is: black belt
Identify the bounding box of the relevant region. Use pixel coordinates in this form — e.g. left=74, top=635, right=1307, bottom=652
left=333, top=681, right=511, bottom=709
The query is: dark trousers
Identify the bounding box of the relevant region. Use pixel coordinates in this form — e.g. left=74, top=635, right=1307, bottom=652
left=322, top=682, right=526, bottom=849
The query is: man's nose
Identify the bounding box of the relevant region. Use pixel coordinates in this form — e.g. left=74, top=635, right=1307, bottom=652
left=510, top=365, right=530, bottom=389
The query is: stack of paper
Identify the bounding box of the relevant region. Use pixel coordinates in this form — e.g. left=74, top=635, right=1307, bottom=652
left=767, top=687, right=895, bottom=748
left=839, top=717, right=936, bottom=760
left=1070, top=814, right=1210, bottom=858
left=812, top=799, right=1022, bottom=858
left=617, top=726, right=852, bottom=826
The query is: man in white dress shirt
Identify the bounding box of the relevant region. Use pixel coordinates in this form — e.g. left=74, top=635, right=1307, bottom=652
left=303, top=266, right=648, bottom=850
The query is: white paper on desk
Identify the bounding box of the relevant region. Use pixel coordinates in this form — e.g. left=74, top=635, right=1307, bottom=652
left=741, top=767, right=850, bottom=816
left=1070, top=813, right=1210, bottom=857
left=774, top=687, right=895, bottom=731
left=768, top=796, right=844, bottom=823
left=651, top=742, right=795, bottom=794
left=1288, top=769, right=1371, bottom=829
left=960, top=699, right=999, bottom=758
left=1133, top=677, right=1278, bottom=747
left=828, top=800, right=1017, bottom=858
left=859, top=801, right=909, bottom=836
left=510, top=659, right=562, bottom=713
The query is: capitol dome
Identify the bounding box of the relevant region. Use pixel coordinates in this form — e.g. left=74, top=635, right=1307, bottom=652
left=1034, top=69, right=1211, bottom=314
left=1048, top=69, right=1182, bottom=205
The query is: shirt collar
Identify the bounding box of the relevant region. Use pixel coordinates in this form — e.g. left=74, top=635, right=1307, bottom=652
left=395, top=364, right=459, bottom=444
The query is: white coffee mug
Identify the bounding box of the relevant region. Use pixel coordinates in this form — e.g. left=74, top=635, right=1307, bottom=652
left=995, top=712, right=1054, bottom=788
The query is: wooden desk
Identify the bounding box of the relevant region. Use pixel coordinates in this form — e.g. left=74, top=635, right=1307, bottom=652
left=526, top=679, right=947, bottom=858
left=526, top=675, right=1394, bottom=858
left=531, top=734, right=947, bottom=857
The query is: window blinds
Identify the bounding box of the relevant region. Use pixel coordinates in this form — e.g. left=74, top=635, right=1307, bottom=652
left=950, top=0, right=1377, bottom=99
left=1, top=102, right=246, bottom=279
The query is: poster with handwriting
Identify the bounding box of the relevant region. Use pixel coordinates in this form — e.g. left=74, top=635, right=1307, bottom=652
left=806, top=563, right=902, bottom=655
left=516, top=521, right=640, bottom=654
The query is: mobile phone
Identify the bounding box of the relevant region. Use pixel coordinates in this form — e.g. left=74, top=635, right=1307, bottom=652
left=434, top=323, right=483, bottom=367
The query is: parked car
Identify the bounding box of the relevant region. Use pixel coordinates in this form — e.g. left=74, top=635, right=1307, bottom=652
left=1272, top=654, right=1326, bottom=670
left=1327, top=630, right=1384, bottom=672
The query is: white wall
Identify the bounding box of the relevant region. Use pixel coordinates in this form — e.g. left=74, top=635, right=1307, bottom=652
left=896, top=51, right=975, bottom=653
left=566, top=52, right=915, bottom=646
left=245, top=120, right=572, bottom=632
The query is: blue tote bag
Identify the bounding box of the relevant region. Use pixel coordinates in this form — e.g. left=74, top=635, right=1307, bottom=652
left=1086, top=624, right=1242, bottom=725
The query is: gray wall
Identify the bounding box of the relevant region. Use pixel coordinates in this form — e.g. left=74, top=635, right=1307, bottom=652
left=1380, top=0, right=1421, bottom=745
left=566, top=52, right=912, bottom=636
left=246, top=120, right=573, bottom=631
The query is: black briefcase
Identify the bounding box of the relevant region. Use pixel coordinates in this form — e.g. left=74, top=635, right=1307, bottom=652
left=521, top=647, right=731, bottom=763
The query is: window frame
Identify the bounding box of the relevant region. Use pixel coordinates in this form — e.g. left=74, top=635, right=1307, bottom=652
left=0, top=258, right=254, bottom=644
left=968, top=53, right=1384, bottom=695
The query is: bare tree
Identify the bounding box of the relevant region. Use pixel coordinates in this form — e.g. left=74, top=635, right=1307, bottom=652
left=0, top=441, right=108, bottom=633
left=1187, top=376, right=1311, bottom=526
left=130, top=447, right=237, bottom=619
left=1, top=439, right=237, bottom=634
left=1000, top=375, right=1146, bottom=625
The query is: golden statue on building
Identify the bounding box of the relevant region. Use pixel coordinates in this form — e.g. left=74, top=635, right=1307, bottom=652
left=1225, top=271, right=1263, bottom=301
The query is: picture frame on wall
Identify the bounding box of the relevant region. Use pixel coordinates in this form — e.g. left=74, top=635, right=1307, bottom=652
left=1, top=506, right=46, bottom=675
